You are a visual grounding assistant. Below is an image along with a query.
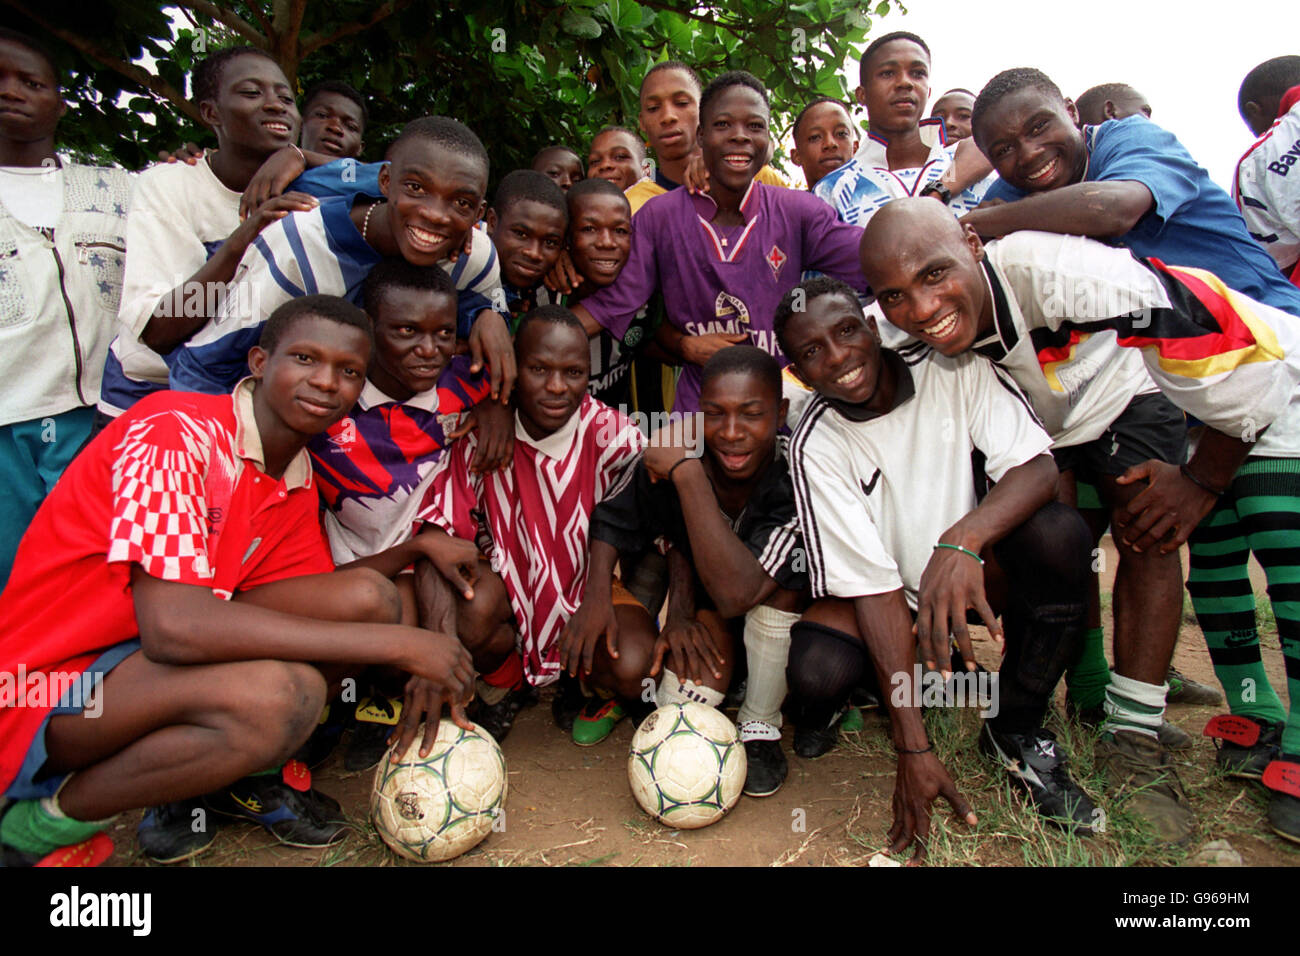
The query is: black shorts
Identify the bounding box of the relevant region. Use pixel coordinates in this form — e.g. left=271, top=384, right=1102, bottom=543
left=1051, top=392, right=1187, bottom=480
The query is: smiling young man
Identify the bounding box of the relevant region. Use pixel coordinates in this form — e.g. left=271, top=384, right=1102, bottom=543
left=571, top=72, right=868, bottom=414
left=421, top=306, right=645, bottom=723
left=625, top=62, right=788, bottom=215
left=587, top=126, right=647, bottom=193
left=0, top=295, right=477, bottom=866
left=859, top=197, right=1300, bottom=844
left=559, top=177, right=643, bottom=408
left=1234, top=56, right=1300, bottom=287
left=305, top=260, right=508, bottom=767
left=790, top=97, right=859, bottom=189
left=0, top=29, right=130, bottom=589
left=486, top=169, right=569, bottom=325
left=574, top=347, right=806, bottom=793
left=775, top=276, right=1096, bottom=853
left=97, top=46, right=319, bottom=420
left=165, top=115, right=515, bottom=403
left=965, top=68, right=1300, bottom=317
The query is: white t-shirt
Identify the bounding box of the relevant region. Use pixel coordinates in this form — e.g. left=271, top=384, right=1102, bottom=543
left=0, top=165, right=62, bottom=228
left=98, top=156, right=242, bottom=414
left=789, top=347, right=1053, bottom=608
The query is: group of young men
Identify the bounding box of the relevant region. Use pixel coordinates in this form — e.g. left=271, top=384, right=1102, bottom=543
left=2, top=22, right=1299, bottom=867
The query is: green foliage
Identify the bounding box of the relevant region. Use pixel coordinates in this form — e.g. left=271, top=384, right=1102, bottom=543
left=3, top=0, right=891, bottom=180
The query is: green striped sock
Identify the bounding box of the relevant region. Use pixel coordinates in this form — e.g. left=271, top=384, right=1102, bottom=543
left=1231, top=460, right=1300, bottom=754
left=1101, top=672, right=1165, bottom=739
left=1188, top=490, right=1287, bottom=725
left=1066, top=627, right=1109, bottom=710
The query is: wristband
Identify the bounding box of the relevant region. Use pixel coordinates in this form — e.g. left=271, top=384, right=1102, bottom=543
left=289, top=143, right=306, bottom=166
left=919, top=182, right=952, bottom=204
left=895, top=743, right=933, bottom=755
left=667, top=456, right=694, bottom=481
left=1179, top=463, right=1227, bottom=497
left=933, top=542, right=984, bottom=565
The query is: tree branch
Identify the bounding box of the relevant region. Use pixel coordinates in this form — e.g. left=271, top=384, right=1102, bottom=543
left=1, top=0, right=201, bottom=123
left=242, top=0, right=275, bottom=38
left=299, top=0, right=411, bottom=57
left=170, top=0, right=268, bottom=46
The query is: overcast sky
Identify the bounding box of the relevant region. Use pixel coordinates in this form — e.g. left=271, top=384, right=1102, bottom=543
left=840, top=0, right=1291, bottom=191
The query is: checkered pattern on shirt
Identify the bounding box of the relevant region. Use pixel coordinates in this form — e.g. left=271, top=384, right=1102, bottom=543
left=106, top=408, right=237, bottom=584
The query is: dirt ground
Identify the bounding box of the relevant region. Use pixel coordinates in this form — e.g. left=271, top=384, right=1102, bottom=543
left=104, top=538, right=1298, bottom=867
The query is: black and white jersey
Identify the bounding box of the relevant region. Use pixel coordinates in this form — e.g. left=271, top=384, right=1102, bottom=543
left=590, top=437, right=807, bottom=597
left=790, top=348, right=1052, bottom=608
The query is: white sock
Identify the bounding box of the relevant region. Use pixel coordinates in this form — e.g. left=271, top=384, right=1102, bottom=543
left=736, top=604, right=797, bottom=729
left=655, top=669, right=725, bottom=709
left=1102, top=672, right=1168, bottom=740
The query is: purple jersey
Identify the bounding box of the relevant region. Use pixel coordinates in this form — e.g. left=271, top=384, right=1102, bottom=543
left=581, top=181, right=868, bottom=412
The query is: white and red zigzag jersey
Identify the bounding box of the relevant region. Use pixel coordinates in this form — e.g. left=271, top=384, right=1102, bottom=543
left=421, top=395, right=645, bottom=686
left=1235, top=86, right=1300, bottom=282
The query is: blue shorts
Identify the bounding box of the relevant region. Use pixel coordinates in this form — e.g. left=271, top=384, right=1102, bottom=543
left=3, top=639, right=141, bottom=802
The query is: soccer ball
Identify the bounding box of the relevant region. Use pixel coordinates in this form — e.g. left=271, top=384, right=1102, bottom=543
left=627, top=702, right=746, bottom=829
left=370, top=721, right=507, bottom=862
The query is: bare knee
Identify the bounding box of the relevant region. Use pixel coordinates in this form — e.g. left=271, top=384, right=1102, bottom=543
left=338, top=568, right=402, bottom=624
left=221, top=661, right=326, bottom=769
left=457, top=575, right=512, bottom=650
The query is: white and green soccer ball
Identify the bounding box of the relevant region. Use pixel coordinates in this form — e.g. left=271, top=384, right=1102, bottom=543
left=628, top=702, right=746, bottom=829
left=371, top=721, right=507, bottom=862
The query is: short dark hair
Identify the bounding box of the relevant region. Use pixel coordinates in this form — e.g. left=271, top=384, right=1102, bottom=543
left=362, top=259, right=456, bottom=318
left=972, top=68, right=1064, bottom=139
left=859, top=31, right=930, bottom=86
left=590, top=126, right=645, bottom=162
left=567, top=175, right=629, bottom=212
left=792, top=96, right=855, bottom=140
left=388, top=116, right=489, bottom=179
left=0, top=27, right=58, bottom=84
left=701, top=345, right=781, bottom=403
left=492, top=169, right=569, bottom=223
left=1075, top=82, right=1142, bottom=121
left=301, top=79, right=368, bottom=131
left=641, top=60, right=702, bottom=100
left=259, top=293, right=372, bottom=354
left=192, top=46, right=280, bottom=107
left=773, top=276, right=863, bottom=358
left=532, top=144, right=581, bottom=168
left=699, top=70, right=769, bottom=124
left=1239, top=56, right=1300, bottom=120
left=514, top=304, right=586, bottom=353
left=937, top=87, right=975, bottom=99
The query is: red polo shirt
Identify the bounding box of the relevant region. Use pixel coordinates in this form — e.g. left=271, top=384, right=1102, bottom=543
left=0, top=382, right=333, bottom=795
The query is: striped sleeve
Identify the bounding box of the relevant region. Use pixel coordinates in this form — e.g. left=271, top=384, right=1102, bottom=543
left=998, top=231, right=1300, bottom=441
left=168, top=210, right=325, bottom=394
left=740, top=460, right=806, bottom=592
left=450, top=228, right=506, bottom=337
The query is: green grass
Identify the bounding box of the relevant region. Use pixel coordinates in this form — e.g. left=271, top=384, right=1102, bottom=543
left=840, top=707, right=1195, bottom=867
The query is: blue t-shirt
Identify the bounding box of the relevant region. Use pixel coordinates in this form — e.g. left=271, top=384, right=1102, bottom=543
left=985, top=116, right=1300, bottom=317
left=288, top=158, right=382, bottom=200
